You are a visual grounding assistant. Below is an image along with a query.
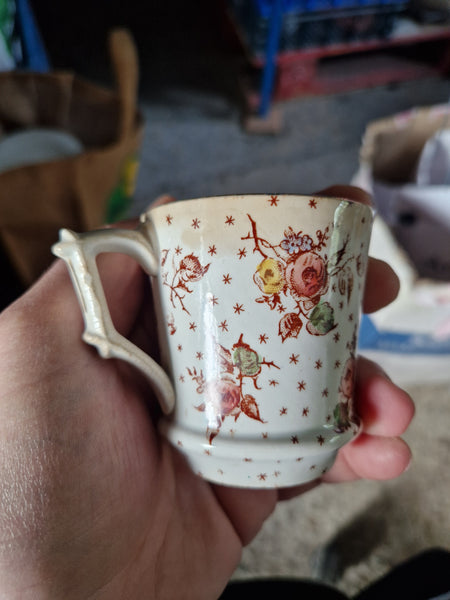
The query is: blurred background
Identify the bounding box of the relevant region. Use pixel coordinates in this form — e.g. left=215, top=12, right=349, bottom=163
left=0, top=0, right=449, bottom=596
left=29, top=0, right=450, bottom=208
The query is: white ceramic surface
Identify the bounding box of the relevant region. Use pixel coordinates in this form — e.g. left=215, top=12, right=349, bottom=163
left=53, top=195, right=373, bottom=488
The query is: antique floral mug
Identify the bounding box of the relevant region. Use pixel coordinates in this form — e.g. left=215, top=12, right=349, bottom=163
left=52, top=195, right=373, bottom=488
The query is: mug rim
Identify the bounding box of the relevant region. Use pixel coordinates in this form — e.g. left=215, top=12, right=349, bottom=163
left=144, top=193, right=373, bottom=217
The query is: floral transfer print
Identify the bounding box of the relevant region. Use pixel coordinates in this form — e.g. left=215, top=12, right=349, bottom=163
left=161, top=249, right=210, bottom=315
left=188, top=334, right=279, bottom=443
left=245, top=214, right=363, bottom=342
left=157, top=197, right=370, bottom=482
left=333, top=355, right=358, bottom=433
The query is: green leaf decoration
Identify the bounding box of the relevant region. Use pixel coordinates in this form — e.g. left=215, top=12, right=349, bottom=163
left=333, top=402, right=351, bottom=433
left=308, top=301, right=335, bottom=335
left=233, top=346, right=261, bottom=377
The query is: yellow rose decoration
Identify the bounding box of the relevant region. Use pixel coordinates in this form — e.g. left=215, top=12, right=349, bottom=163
left=254, top=258, right=286, bottom=294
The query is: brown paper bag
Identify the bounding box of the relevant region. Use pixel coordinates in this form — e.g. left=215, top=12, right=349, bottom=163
left=0, top=28, right=144, bottom=286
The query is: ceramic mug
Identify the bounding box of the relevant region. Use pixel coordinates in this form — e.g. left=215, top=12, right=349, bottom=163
left=52, top=195, right=373, bottom=488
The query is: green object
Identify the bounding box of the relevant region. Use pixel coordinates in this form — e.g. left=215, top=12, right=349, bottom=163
left=233, top=346, right=261, bottom=377
left=309, top=301, right=335, bottom=335
left=333, top=402, right=350, bottom=432
left=105, top=153, right=140, bottom=223
left=0, top=0, right=17, bottom=69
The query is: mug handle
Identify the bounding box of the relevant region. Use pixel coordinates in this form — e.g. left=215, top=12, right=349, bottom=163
left=52, top=225, right=175, bottom=414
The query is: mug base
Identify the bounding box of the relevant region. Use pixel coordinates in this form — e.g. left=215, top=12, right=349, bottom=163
left=187, top=449, right=337, bottom=488
left=160, top=420, right=355, bottom=489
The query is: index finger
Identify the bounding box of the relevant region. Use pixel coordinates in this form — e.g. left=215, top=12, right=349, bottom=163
left=316, top=184, right=373, bottom=207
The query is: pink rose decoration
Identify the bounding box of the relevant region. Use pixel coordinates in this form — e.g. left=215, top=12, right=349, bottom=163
left=206, top=379, right=241, bottom=419
left=285, top=251, right=327, bottom=299
left=339, top=357, right=356, bottom=400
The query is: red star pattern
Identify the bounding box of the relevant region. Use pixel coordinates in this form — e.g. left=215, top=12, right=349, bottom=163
left=222, top=273, right=232, bottom=284
left=208, top=245, right=217, bottom=256
left=233, top=303, right=244, bottom=314
left=334, top=360, right=341, bottom=369
left=179, top=375, right=185, bottom=382
left=322, top=388, right=329, bottom=397
left=196, top=352, right=203, bottom=360
left=333, top=332, right=340, bottom=342
left=219, top=320, right=228, bottom=332
left=297, top=380, right=306, bottom=391
left=315, top=359, right=323, bottom=370
left=258, top=473, right=267, bottom=481
left=317, top=435, right=325, bottom=446
left=208, top=295, right=219, bottom=306
left=237, top=248, right=247, bottom=259
left=225, top=215, right=235, bottom=226
left=259, top=333, right=268, bottom=343
left=309, top=198, right=317, bottom=209
left=302, top=407, right=310, bottom=417
left=189, top=322, right=197, bottom=331
left=177, top=344, right=182, bottom=351
left=291, top=435, right=299, bottom=444
left=269, top=380, right=279, bottom=387
left=279, top=407, right=287, bottom=415
left=289, top=354, right=300, bottom=364
left=269, top=195, right=279, bottom=206
left=166, top=215, right=173, bottom=225
left=175, top=245, right=183, bottom=255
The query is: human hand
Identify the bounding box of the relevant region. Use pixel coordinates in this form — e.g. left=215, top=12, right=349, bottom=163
left=0, top=187, right=414, bottom=599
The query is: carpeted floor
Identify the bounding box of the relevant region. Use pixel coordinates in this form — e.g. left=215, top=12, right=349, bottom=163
left=233, top=379, right=450, bottom=595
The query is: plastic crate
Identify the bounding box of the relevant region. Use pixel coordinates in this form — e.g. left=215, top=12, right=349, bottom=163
left=229, top=0, right=409, bottom=15
left=228, top=1, right=406, bottom=54
left=247, top=0, right=305, bottom=17
left=304, top=0, right=335, bottom=11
